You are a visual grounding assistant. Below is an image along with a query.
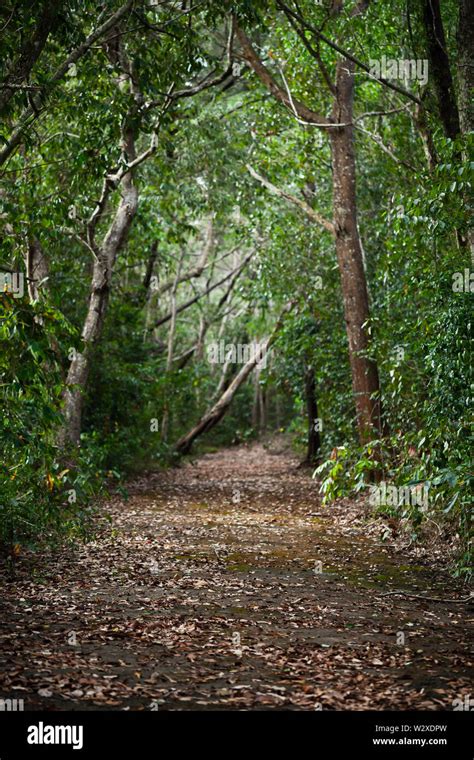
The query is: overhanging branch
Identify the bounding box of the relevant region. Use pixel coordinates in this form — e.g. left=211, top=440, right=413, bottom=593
left=246, top=164, right=335, bottom=237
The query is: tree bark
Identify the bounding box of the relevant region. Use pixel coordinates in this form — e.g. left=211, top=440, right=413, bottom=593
left=60, top=126, right=139, bottom=446
left=330, top=60, right=382, bottom=441
left=456, top=0, right=474, bottom=136
left=422, top=0, right=460, bottom=140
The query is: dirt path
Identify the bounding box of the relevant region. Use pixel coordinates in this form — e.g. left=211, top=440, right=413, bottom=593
left=0, top=445, right=472, bottom=710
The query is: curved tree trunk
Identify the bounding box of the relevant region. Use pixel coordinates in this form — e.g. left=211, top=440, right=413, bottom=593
left=175, top=303, right=293, bottom=454
left=59, top=127, right=139, bottom=446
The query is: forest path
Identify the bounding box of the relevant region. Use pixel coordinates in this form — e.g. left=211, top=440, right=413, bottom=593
left=1, top=444, right=471, bottom=710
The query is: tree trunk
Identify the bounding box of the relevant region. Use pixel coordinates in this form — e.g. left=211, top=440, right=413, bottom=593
left=330, top=60, right=382, bottom=443
left=304, top=365, right=321, bottom=464
left=422, top=0, right=460, bottom=140
left=161, top=249, right=184, bottom=441
left=60, top=129, right=139, bottom=446
left=175, top=303, right=293, bottom=454
left=456, top=0, right=474, bottom=262
left=25, top=238, right=49, bottom=301
left=259, top=384, right=267, bottom=435
left=236, top=27, right=383, bottom=445
left=252, top=364, right=266, bottom=435
left=456, top=0, right=474, bottom=136
left=143, top=240, right=158, bottom=293
left=251, top=370, right=260, bottom=431
left=175, top=340, right=270, bottom=455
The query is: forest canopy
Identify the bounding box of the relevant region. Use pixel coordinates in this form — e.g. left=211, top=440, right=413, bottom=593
left=0, top=0, right=472, bottom=574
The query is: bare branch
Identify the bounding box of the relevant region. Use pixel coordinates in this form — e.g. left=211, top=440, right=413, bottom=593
left=174, top=301, right=295, bottom=454
left=155, top=217, right=215, bottom=296
left=354, top=126, right=417, bottom=172
left=154, top=253, right=253, bottom=328
left=246, top=164, right=335, bottom=236
left=235, top=21, right=331, bottom=128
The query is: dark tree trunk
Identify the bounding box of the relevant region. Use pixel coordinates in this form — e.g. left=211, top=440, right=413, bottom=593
left=259, top=385, right=267, bottom=434
left=304, top=366, right=321, bottom=464
left=422, top=0, right=460, bottom=140
left=251, top=371, right=260, bottom=431
left=0, top=2, right=61, bottom=115
left=143, top=240, right=158, bottom=293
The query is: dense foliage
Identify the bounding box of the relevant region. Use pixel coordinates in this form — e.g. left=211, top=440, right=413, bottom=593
left=0, top=0, right=471, bottom=573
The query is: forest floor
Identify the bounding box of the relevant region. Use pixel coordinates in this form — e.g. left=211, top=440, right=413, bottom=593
left=0, top=443, right=472, bottom=710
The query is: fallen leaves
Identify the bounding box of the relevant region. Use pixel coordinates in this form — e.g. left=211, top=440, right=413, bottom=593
left=0, top=445, right=471, bottom=711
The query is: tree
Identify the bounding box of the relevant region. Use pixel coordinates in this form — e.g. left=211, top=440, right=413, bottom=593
left=175, top=302, right=293, bottom=453
left=235, top=6, right=383, bottom=444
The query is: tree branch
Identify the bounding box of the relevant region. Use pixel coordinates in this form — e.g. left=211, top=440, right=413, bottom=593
left=0, top=3, right=61, bottom=114
left=174, top=301, right=295, bottom=454
left=234, top=22, right=331, bottom=128
left=154, top=253, right=253, bottom=328
left=0, top=0, right=134, bottom=167
left=154, top=217, right=215, bottom=296
left=145, top=17, right=236, bottom=111
left=246, top=164, right=335, bottom=236
left=276, top=0, right=422, bottom=106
